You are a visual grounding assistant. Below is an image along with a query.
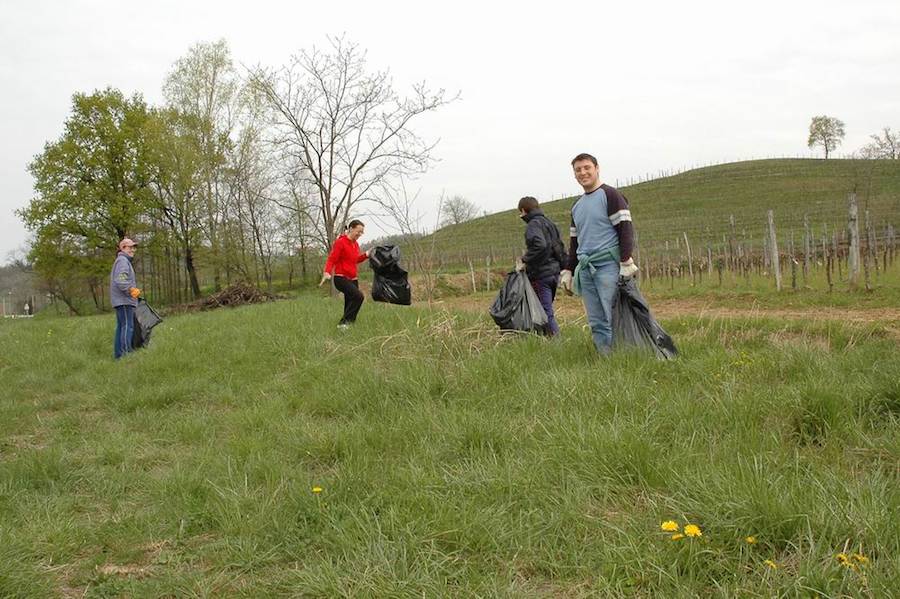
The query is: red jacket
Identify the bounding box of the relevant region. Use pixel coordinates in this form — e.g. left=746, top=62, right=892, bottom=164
left=324, top=234, right=368, bottom=279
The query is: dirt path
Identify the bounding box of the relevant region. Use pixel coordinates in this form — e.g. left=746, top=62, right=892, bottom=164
left=403, top=270, right=899, bottom=325
left=433, top=294, right=900, bottom=325
left=644, top=299, right=900, bottom=324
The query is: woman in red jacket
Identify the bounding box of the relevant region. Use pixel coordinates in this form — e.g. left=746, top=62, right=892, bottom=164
left=320, top=219, right=370, bottom=328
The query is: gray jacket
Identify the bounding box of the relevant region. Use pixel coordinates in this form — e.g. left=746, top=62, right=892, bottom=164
left=110, top=253, right=137, bottom=308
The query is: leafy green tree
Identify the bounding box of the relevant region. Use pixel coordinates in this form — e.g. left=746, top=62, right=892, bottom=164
left=25, top=233, right=108, bottom=314
left=19, top=88, right=155, bottom=308
left=21, top=88, right=154, bottom=246
left=144, top=107, right=206, bottom=298
left=163, top=39, right=238, bottom=290
left=807, top=115, right=845, bottom=159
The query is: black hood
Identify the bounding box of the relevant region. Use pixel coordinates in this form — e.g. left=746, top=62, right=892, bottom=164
left=521, top=208, right=545, bottom=223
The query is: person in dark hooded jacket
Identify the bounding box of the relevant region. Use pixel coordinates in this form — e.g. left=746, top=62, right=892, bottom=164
left=517, top=196, right=563, bottom=336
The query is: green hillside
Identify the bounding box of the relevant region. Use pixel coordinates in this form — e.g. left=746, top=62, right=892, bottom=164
left=1, top=297, right=899, bottom=595
left=421, top=159, right=900, bottom=266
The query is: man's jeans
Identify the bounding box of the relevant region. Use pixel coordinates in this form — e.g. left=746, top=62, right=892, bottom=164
left=530, top=275, right=560, bottom=336
left=578, top=259, right=618, bottom=353
left=114, top=305, right=135, bottom=359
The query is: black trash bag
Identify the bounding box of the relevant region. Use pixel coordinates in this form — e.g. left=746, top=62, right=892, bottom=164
left=612, top=277, right=677, bottom=359
left=369, top=245, right=412, bottom=305
left=132, top=298, right=163, bottom=349
left=489, top=271, right=549, bottom=333
left=368, top=245, right=401, bottom=270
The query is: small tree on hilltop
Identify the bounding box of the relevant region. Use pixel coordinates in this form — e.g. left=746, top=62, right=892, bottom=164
left=860, top=126, right=899, bottom=159
left=807, top=115, right=845, bottom=159
left=440, top=195, right=480, bottom=227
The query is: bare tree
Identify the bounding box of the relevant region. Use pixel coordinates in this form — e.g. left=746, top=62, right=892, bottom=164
left=807, top=115, right=845, bottom=159
left=284, top=173, right=322, bottom=283
left=375, top=178, right=444, bottom=304
left=248, top=36, right=455, bottom=251
left=440, top=195, right=480, bottom=227
left=860, top=126, right=899, bottom=159
left=231, top=123, right=280, bottom=290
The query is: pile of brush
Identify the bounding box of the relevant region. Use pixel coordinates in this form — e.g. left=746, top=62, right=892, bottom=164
left=174, top=282, right=275, bottom=313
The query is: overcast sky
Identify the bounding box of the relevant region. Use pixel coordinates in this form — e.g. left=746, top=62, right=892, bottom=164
left=2, top=0, right=898, bottom=259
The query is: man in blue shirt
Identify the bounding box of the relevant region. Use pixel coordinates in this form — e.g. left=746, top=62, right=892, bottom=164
left=560, top=153, right=638, bottom=354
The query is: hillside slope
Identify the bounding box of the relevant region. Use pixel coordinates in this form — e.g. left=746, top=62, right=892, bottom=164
left=420, top=159, right=900, bottom=266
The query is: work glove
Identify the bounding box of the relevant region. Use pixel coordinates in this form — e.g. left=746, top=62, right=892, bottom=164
left=619, top=258, right=639, bottom=279
left=318, top=272, right=332, bottom=287
left=515, top=257, right=526, bottom=272
left=559, top=270, right=573, bottom=295
left=129, top=287, right=141, bottom=299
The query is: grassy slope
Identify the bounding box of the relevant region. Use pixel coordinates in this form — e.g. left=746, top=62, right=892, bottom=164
left=1, top=297, right=899, bottom=596
left=420, top=159, right=900, bottom=264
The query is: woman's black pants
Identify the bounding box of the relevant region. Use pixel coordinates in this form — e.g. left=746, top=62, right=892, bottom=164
left=333, top=276, right=364, bottom=323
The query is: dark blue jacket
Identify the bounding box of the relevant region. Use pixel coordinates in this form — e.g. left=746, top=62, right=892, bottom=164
left=521, top=209, right=562, bottom=281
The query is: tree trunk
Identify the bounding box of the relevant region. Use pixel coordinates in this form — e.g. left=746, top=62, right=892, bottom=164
left=55, top=290, right=81, bottom=316
left=184, top=246, right=202, bottom=299
left=89, top=281, right=102, bottom=311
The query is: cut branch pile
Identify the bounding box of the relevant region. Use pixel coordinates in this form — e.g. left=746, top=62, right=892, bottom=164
left=172, top=283, right=276, bottom=313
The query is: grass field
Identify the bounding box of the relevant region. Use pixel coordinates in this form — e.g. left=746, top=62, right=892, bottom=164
left=1, top=294, right=899, bottom=597
left=419, top=159, right=900, bottom=266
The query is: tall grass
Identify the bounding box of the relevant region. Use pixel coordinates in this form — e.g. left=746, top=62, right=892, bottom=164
left=0, top=295, right=898, bottom=596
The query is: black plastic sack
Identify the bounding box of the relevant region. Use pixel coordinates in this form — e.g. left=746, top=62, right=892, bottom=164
left=612, top=277, right=677, bottom=359
left=489, top=271, right=549, bottom=333
left=132, top=298, right=163, bottom=349
left=369, top=245, right=412, bottom=305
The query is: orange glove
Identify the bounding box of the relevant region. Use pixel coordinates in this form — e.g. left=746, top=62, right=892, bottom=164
left=129, top=287, right=141, bottom=299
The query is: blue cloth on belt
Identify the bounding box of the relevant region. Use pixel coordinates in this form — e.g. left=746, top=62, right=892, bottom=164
left=572, top=247, right=620, bottom=296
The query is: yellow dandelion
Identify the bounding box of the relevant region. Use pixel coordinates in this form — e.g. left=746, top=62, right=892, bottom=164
left=312, top=486, right=323, bottom=494
left=660, top=520, right=679, bottom=532
left=763, top=559, right=778, bottom=569
left=684, top=524, right=702, bottom=538
left=671, top=533, right=685, bottom=540
left=745, top=536, right=757, bottom=544
left=852, top=553, right=869, bottom=565
left=836, top=553, right=850, bottom=566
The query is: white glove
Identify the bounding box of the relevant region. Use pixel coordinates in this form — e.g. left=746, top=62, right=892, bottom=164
left=619, top=258, right=639, bottom=279
left=319, top=272, right=332, bottom=287
left=515, top=258, right=526, bottom=272
left=560, top=270, right=573, bottom=295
